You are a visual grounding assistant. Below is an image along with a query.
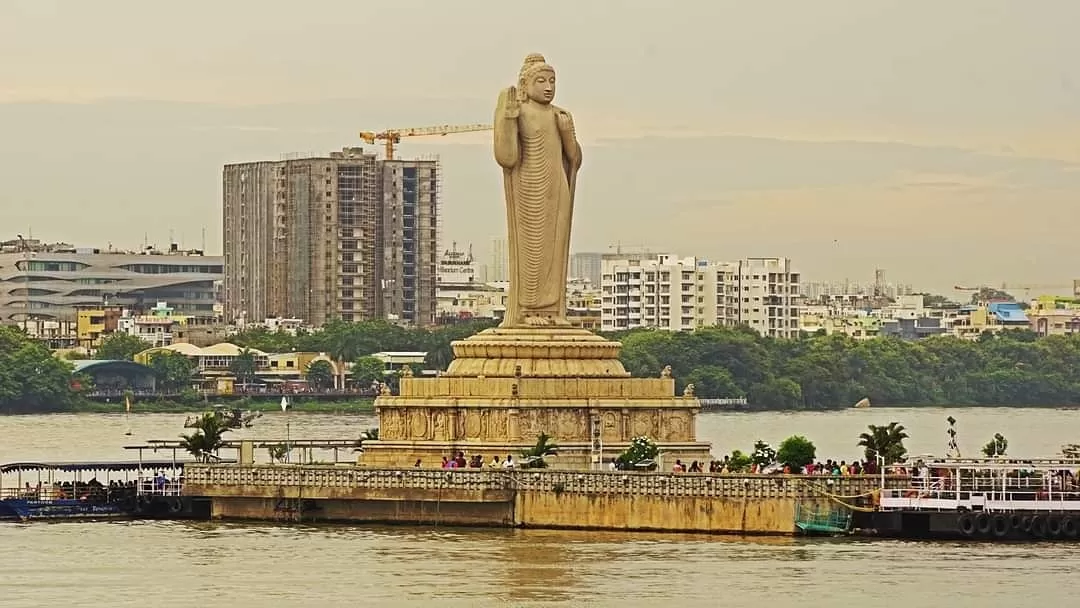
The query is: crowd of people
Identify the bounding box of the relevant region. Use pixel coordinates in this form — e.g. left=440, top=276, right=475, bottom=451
left=428, top=452, right=521, bottom=469
left=669, top=456, right=883, bottom=475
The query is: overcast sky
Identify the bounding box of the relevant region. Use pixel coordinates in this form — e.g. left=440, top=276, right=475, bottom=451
left=1, top=0, right=1078, bottom=294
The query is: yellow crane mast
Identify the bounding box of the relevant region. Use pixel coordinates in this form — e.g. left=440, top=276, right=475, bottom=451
left=359, top=123, right=492, bottom=160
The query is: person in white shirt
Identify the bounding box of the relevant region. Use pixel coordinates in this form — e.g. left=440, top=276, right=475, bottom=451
left=503, top=455, right=515, bottom=469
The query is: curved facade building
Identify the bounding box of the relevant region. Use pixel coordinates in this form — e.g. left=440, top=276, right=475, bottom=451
left=0, top=243, right=222, bottom=324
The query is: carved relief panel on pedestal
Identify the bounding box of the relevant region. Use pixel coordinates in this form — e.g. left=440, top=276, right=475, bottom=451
left=381, top=408, right=406, bottom=440
left=631, top=410, right=658, bottom=439
left=409, top=409, right=430, bottom=440
left=465, top=410, right=483, bottom=440
left=660, top=410, right=692, bottom=442
left=487, top=410, right=510, bottom=441
left=601, top=411, right=620, bottom=442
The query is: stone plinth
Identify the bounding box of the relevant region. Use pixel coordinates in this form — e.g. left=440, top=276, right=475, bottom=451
left=360, top=328, right=713, bottom=469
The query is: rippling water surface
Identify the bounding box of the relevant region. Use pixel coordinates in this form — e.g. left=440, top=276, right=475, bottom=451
left=2, top=407, right=1080, bottom=607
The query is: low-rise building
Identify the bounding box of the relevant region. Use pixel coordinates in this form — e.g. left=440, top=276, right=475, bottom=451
left=1028, top=296, right=1080, bottom=336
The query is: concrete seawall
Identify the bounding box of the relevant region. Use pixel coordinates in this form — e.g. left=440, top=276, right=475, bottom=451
left=185, top=465, right=906, bottom=535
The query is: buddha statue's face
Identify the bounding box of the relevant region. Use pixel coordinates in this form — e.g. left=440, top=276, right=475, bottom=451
left=523, top=69, right=556, bottom=104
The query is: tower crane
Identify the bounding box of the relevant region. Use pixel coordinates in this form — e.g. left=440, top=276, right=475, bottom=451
left=359, top=124, right=492, bottom=160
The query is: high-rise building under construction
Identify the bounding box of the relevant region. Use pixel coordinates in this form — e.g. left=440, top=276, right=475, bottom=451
left=223, top=147, right=439, bottom=327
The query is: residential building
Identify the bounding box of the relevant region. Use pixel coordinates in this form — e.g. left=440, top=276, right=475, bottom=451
left=600, top=254, right=801, bottom=337
left=880, top=317, right=947, bottom=340
left=76, top=305, right=124, bottom=347
left=114, top=301, right=223, bottom=348
left=948, top=302, right=1031, bottom=339
left=223, top=148, right=440, bottom=328
left=1028, top=296, right=1080, bottom=337
left=0, top=238, right=222, bottom=335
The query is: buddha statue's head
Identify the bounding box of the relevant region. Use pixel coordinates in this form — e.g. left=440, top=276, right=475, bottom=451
left=518, top=53, right=556, bottom=105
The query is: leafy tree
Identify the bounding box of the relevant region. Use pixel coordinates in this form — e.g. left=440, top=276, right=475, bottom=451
left=749, top=377, right=803, bottom=409
left=305, top=360, right=334, bottom=390
left=857, top=422, right=910, bottom=464
left=352, top=356, right=387, bottom=389
left=726, top=449, right=753, bottom=472
left=0, top=326, right=80, bottom=412
left=616, top=436, right=659, bottom=470
left=751, top=440, right=776, bottom=468
left=179, top=411, right=232, bottom=462
left=147, top=351, right=195, bottom=392
left=681, top=365, right=743, bottom=398
left=521, top=432, right=560, bottom=469
left=95, top=333, right=151, bottom=361
left=777, top=435, right=816, bottom=473
left=981, top=433, right=1008, bottom=457
left=229, top=349, right=257, bottom=385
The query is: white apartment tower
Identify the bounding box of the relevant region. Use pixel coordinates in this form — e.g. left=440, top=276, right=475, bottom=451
left=601, top=255, right=801, bottom=337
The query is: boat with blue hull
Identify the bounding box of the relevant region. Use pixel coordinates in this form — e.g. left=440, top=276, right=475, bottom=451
left=0, top=459, right=187, bottom=522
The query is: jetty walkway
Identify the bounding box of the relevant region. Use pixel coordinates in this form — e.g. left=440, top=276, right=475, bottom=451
left=183, top=464, right=907, bottom=534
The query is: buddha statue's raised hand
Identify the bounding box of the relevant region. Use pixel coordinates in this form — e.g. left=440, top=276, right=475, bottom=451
left=499, top=86, right=520, bottom=119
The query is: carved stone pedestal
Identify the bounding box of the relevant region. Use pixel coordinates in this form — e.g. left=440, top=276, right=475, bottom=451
left=359, top=328, right=713, bottom=469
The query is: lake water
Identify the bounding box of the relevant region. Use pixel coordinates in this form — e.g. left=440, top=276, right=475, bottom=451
left=2, top=407, right=1079, bottom=607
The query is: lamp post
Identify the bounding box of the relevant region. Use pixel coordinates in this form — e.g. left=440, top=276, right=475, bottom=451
left=280, top=396, right=290, bottom=463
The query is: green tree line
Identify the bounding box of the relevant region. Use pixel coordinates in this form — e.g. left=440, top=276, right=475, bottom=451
left=612, top=326, right=1080, bottom=408
left=232, top=320, right=1080, bottom=409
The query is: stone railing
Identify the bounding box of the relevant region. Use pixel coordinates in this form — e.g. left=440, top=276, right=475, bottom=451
left=184, top=464, right=905, bottom=500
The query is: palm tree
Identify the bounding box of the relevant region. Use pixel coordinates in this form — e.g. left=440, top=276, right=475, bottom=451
left=229, top=349, right=257, bottom=388
left=520, top=432, right=560, bottom=469
left=180, top=412, right=232, bottom=462
left=857, top=422, right=909, bottom=464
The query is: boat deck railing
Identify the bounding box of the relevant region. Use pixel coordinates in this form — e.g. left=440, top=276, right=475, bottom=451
left=136, top=480, right=183, bottom=497
left=1, top=486, right=133, bottom=502
left=880, top=472, right=1080, bottom=511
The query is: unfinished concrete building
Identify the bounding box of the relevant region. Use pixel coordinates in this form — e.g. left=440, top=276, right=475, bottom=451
left=378, top=159, right=439, bottom=326
left=223, top=148, right=438, bottom=328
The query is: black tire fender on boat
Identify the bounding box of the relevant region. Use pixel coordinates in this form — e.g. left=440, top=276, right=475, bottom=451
left=1047, top=516, right=1062, bottom=537
left=1031, top=515, right=1047, bottom=537
left=992, top=514, right=1010, bottom=538
left=975, top=512, right=992, bottom=536
left=1063, top=517, right=1078, bottom=539
left=1021, top=516, right=1034, bottom=532
left=958, top=513, right=976, bottom=536
left=168, top=498, right=184, bottom=514
left=1010, top=514, right=1023, bottom=530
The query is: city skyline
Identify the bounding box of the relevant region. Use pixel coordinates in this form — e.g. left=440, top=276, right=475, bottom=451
left=2, top=1, right=1078, bottom=295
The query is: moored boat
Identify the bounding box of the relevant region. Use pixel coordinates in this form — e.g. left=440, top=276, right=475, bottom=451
left=0, top=460, right=186, bottom=522
left=856, top=456, right=1080, bottom=541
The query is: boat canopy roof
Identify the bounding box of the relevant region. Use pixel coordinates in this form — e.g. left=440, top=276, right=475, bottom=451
left=0, top=459, right=199, bottom=473
left=891, top=457, right=1080, bottom=471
